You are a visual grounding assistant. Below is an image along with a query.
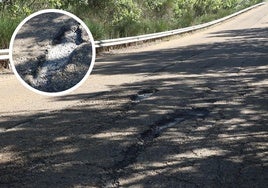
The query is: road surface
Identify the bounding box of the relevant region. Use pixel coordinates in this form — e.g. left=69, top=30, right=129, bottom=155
left=0, top=4, right=267, bottom=187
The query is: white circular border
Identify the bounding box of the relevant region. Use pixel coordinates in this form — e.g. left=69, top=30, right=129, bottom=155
left=9, top=9, right=96, bottom=96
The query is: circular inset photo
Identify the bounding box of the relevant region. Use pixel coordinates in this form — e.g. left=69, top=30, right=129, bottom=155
left=10, top=9, right=95, bottom=96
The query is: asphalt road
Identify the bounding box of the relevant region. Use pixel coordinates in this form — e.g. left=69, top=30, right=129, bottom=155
left=0, top=4, right=267, bottom=187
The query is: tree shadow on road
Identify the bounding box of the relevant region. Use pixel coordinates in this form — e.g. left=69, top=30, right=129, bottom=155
left=0, top=27, right=267, bottom=187
left=91, top=27, right=267, bottom=77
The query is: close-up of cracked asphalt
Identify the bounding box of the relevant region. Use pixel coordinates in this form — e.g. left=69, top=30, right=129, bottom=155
left=0, top=3, right=267, bottom=188
left=11, top=12, right=92, bottom=93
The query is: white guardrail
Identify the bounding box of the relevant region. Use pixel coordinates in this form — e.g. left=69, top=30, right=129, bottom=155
left=0, top=49, right=9, bottom=60
left=0, top=2, right=265, bottom=61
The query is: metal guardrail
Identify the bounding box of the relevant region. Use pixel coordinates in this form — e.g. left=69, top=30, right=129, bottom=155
left=0, top=49, right=9, bottom=60
left=94, top=2, right=265, bottom=48
left=0, top=2, right=265, bottom=61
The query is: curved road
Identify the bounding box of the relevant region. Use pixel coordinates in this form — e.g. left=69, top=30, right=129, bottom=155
left=0, top=4, right=267, bottom=187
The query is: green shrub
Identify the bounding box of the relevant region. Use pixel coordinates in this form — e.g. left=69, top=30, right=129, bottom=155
left=0, top=16, right=21, bottom=48
left=84, top=20, right=107, bottom=40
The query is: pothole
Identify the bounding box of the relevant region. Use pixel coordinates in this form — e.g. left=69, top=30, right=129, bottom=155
left=130, top=88, right=159, bottom=102
left=24, top=23, right=90, bottom=92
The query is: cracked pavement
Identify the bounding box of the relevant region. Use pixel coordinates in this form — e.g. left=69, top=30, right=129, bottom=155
left=0, top=4, right=268, bottom=188
left=11, top=12, right=92, bottom=93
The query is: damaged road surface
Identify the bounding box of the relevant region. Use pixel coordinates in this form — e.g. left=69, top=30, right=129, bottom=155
left=12, top=12, right=92, bottom=92
left=1, top=3, right=268, bottom=188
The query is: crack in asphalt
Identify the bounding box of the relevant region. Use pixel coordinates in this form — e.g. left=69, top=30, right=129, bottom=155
left=101, top=108, right=210, bottom=187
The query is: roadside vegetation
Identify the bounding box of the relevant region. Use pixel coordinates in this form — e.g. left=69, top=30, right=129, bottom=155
left=0, top=0, right=264, bottom=49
